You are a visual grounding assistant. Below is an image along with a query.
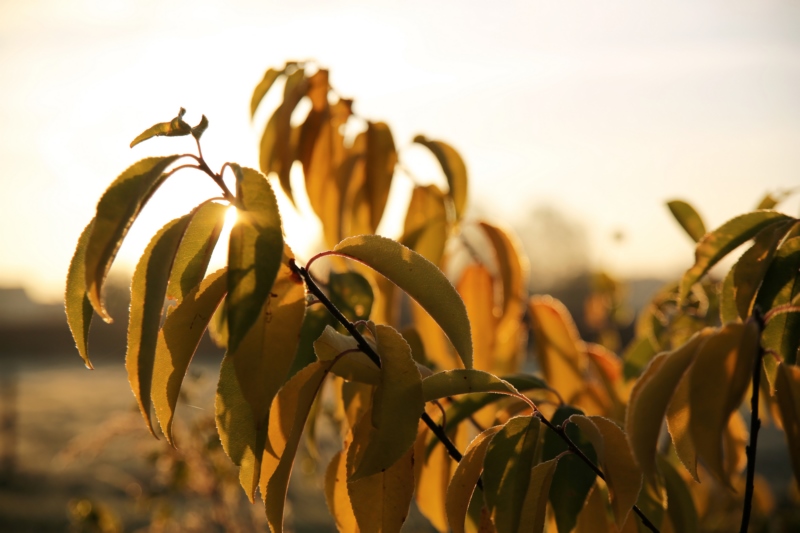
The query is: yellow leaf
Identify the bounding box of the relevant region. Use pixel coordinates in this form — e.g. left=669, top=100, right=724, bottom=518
left=325, top=448, right=359, bottom=532
left=365, top=121, right=397, bottom=230
left=445, top=426, right=503, bottom=533
left=775, top=363, right=800, bottom=487
left=414, top=425, right=455, bottom=532
left=722, top=410, right=748, bottom=483
left=569, top=415, right=642, bottom=528
left=250, top=67, right=283, bottom=118
left=401, top=185, right=449, bottom=266
left=422, top=369, right=522, bottom=404
left=153, top=268, right=227, bottom=445
left=413, top=135, right=468, bottom=220
left=333, top=235, right=473, bottom=369
left=314, top=325, right=381, bottom=385
left=574, top=483, right=612, bottom=533
left=458, top=264, right=497, bottom=372
left=517, top=457, right=559, bottom=533
left=665, top=368, right=699, bottom=482
left=625, top=329, right=712, bottom=485
left=65, top=219, right=95, bottom=369
left=350, top=325, right=424, bottom=481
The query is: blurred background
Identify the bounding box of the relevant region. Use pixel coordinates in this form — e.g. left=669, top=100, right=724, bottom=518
left=1, top=0, right=799, bottom=530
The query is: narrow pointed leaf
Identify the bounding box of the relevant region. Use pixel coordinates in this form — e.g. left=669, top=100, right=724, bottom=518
left=574, top=483, right=612, bottom=533
left=756, top=236, right=800, bottom=365
left=482, top=416, right=541, bottom=533
left=414, top=135, right=468, bottom=220
left=325, top=449, right=358, bottom=532
left=85, top=155, right=182, bottom=321
left=126, top=215, right=193, bottom=435
left=775, top=363, right=800, bottom=486
left=65, top=219, right=95, bottom=369
left=401, top=185, right=448, bottom=266
left=350, top=325, right=424, bottom=481
left=153, top=268, right=227, bottom=444
left=190, top=115, right=208, bottom=140
left=517, top=458, right=559, bottom=533
left=226, top=164, right=284, bottom=354
left=287, top=305, right=332, bottom=378
left=414, top=426, right=454, bottom=532
left=422, top=369, right=521, bottom=403
left=130, top=108, right=192, bottom=147
left=332, top=235, right=473, bottom=369
left=666, top=200, right=706, bottom=243
left=665, top=367, right=699, bottom=481
left=458, top=264, right=497, bottom=372
left=679, top=210, right=793, bottom=302
left=365, top=121, right=397, bottom=230
left=250, top=67, right=283, bottom=118
left=166, top=201, right=227, bottom=302
left=658, top=456, right=698, bottom=533
left=445, top=426, right=503, bottom=533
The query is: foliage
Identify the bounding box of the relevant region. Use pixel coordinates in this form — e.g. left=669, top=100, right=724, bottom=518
left=66, top=60, right=800, bottom=532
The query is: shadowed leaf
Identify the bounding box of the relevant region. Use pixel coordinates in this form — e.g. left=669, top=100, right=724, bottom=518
left=517, top=458, right=559, bottom=533
left=422, top=369, right=520, bottom=403
left=65, top=219, right=95, bottom=369
left=314, top=326, right=380, bottom=385
left=414, top=135, right=468, bottom=220
left=658, top=456, right=698, bottom=533
left=666, top=200, right=706, bottom=243
left=756, top=236, right=800, bottom=365
left=130, top=108, right=192, bottom=147
left=775, top=363, right=800, bottom=487
left=329, top=271, right=374, bottom=322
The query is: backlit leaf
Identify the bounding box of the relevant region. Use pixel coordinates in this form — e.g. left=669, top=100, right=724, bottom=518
left=719, top=267, right=738, bottom=324
left=130, top=108, right=192, bottom=147
left=347, top=408, right=415, bottom=533
left=569, top=415, right=642, bottom=528
left=314, top=326, right=380, bottom=385
left=85, top=155, right=182, bottom=321
left=679, top=210, right=792, bottom=302
left=166, top=201, right=227, bottom=303
left=414, top=135, right=468, bottom=220
left=688, top=320, right=760, bottom=483
left=422, top=369, right=521, bottom=403
left=401, top=185, right=448, bottom=266
left=190, top=115, right=208, bottom=140
left=482, top=416, right=541, bottom=533
left=775, top=363, right=800, bottom=487
left=332, top=235, right=473, bottom=369
left=445, top=425, right=503, bottom=533
left=756, top=236, right=800, bottom=365
left=324, top=448, right=358, bottom=532
left=207, top=298, right=228, bottom=348
left=350, top=325, right=424, bottom=481
left=665, top=365, right=698, bottom=481
left=126, top=215, right=193, bottom=435
left=574, top=483, right=612, bottom=533
left=263, top=361, right=331, bottom=532
left=414, top=425, right=454, bottom=532
left=153, top=268, right=227, bottom=445
left=666, top=200, right=706, bottom=243
left=517, top=458, right=559, bottom=533
left=65, top=219, right=95, bottom=369
left=542, top=405, right=597, bottom=533
left=287, top=305, right=332, bottom=378
left=626, top=330, right=711, bottom=484
left=365, top=121, right=397, bottom=230
left=458, top=264, right=497, bottom=372
left=250, top=67, right=283, bottom=118
left=226, top=164, right=283, bottom=354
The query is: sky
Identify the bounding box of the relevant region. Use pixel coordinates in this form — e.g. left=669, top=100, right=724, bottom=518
left=1, top=0, right=799, bottom=303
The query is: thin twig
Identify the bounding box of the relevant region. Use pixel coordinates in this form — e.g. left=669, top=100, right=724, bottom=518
left=740, top=311, right=766, bottom=533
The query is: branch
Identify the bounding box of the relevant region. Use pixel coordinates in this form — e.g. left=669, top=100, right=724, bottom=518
left=740, top=311, right=766, bottom=533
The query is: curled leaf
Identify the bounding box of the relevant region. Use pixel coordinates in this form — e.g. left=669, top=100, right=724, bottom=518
left=414, top=135, right=468, bottom=220
left=130, top=108, right=192, bottom=147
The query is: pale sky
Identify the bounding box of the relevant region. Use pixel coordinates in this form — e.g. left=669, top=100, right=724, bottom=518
left=1, top=0, right=799, bottom=303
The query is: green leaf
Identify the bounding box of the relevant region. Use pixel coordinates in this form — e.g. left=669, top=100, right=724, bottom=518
left=421, top=369, right=521, bottom=403
left=84, top=155, right=183, bottom=321
left=365, top=121, right=397, bottom=230
left=517, top=458, right=559, bottom=533
left=314, top=326, right=380, bottom=385
left=756, top=236, right=800, bottom=365
left=126, top=215, right=193, bottom=435
left=153, top=268, right=227, bottom=445
left=263, top=361, right=332, bottom=533
left=190, top=115, right=209, bottom=140
left=679, top=210, right=793, bottom=302
left=543, top=405, right=597, bottom=533
left=621, top=336, right=657, bottom=381
left=413, top=135, right=468, bottom=220
left=350, top=325, right=424, bottom=481
left=250, top=67, right=283, bottom=118
left=65, top=219, right=95, bottom=369
left=332, top=234, right=473, bottom=369
left=445, top=425, right=503, bottom=533
left=732, top=221, right=796, bottom=319
left=130, top=108, right=192, bottom=147
left=226, top=164, right=284, bottom=354
left=329, top=271, right=374, bottom=322
left=166, top=201, right=227, bottom=303
left=482, top=416, right=541, bottom=533
left=666, top=200, right=706, bottom=243
left=719, top=267, right=738, bottom=324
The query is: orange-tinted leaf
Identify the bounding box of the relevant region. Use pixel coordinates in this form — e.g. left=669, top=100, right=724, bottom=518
left=574, top=483, right=612, bottom=533
left=401, top=185, right=448, bottom=266
left=365, top=121, right=397, bottom=230
left=414, top=135, right=468, bottom=220
left=458, top=264, right=497, bottom=372
left=517, top=457, right=559, bottom=533
left=324, top=448, right=358, bottom=532
left=422, top=369, right=521, bottom=403
left=665, top=366, right=698, bottom=481
left=250, top=67, right=283, bottom=118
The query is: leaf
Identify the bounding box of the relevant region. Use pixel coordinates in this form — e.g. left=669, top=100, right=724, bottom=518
left=365, top=121, right=397, bottom=230
left=756, top=193, right=779, bottom=210
left=250, top=67, right=283, bottom=118
left=414, top=425, right=455, bottom=532
left=482, top=416, right=541, bottom=533
left=85, top=155, right=183, bottom=321
left=262, top=361, right=331, bottom=532
left=719, top=267, right=738, bottom=324
left=324, top=449, right=358, bottom=532
left=422, top=369, right=521, bottom=403
left=775, top=363, right=800, bottom=487
left=756, top=236, right=800, bottom=365
left=401, top=185, right=449, bottom=266
left=166, top=201, right=227, bottom=303
left=152, top=268, right=227, bottom=445
left=517, top=458, right=559, bottom=533
left=190, top=115, right=209, bottom=140
left=574, top=483, right=612, bottom=533
left=329, top=271, right=374, bottom=322
left=732, top=221, right=796, bottom=319
left=666, top=200, right=706, bottom=243
left=665, top=365, right=699, bottom=481
left=350, top=325, right=424, bottom=481
left=226, top=164, right=284, bottom=354
left=314, top=325, right=380, bottom=385
left=543, top=405, right=597, bottom=533
left=347, top=408, right=416, bottom=533
left=679, top=210, right=793, bottom=302
left=528, top=296, right=586, bottom=404
left=626, top=330, right=711, bottom=484
left=231, top=258, right=305, bottom=430
left=414, top=135, right=468, bottom=220
left=130, top=108, right=192, bottom=147
left=688, top=320, right=760, bottom=483
left=126, top=215, right=193, bottom=435
left=568, top=415, right=642, bottom=528
left=207, top=298, right=228, bottom=348
left=445, top=425, right=503, bottom=533
left=658, top=456, right=698, bottom=533
left=287, top=305, right=332, bottom=378
left=458, top=264, right=497, bottom=372
left=65, top=219, right=95, bottom=369
left=622, top=336, right=657, bottom=380
left=332, top=235, right=473, bottom=369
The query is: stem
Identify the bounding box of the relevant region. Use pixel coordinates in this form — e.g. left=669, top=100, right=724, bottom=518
left=740, top=313, right=766, bottom=533
left=189, top=154, right=236, bottom=203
